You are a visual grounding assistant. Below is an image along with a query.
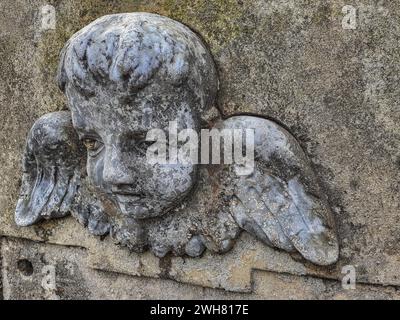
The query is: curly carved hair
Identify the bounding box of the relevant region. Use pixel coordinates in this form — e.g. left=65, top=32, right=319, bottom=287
left=57, top=13, right=218, bottom=112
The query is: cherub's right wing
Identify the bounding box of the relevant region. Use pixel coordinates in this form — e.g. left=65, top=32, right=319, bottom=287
left=15, top=111, right=85, bottom=226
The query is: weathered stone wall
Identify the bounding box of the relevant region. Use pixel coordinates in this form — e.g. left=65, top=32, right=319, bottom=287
left=0, top=0, right=399, bottom=299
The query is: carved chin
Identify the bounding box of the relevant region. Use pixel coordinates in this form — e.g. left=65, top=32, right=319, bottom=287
left=116, top=200, right=160, bottom=219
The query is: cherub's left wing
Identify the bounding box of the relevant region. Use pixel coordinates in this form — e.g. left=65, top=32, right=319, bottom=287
left=15, top=111, right=85, bottom=226
left=222, top=116, right=339, bottom=266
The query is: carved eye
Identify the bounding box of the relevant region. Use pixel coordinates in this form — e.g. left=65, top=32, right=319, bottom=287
left=82, top=138, right=103, bottom=155
left=83, top=138, right=95, bottom=150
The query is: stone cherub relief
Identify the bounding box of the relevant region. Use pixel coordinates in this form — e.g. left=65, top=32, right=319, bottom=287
left=15, top=13, right=339, bottom=266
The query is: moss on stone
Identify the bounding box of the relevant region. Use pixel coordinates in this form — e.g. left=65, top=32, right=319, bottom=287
left=34, top=0, right=245, bottom=113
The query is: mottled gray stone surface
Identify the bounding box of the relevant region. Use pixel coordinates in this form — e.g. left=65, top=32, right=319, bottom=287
left=0, top=0, right=399, bottom=299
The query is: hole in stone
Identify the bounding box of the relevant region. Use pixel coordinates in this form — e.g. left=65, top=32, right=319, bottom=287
left=17, top=259, right=34, bottom=276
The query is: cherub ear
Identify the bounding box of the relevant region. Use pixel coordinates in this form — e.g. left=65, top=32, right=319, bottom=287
left=15, top=111, right=85, bottom=226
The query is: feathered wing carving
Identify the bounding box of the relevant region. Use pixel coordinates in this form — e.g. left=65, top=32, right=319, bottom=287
left=15, top=111, right=85, bottom=226
left=223, top=116, right=339, bottom=266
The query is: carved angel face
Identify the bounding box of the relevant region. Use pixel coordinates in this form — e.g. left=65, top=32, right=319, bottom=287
left=65, top=83, right=198, bottom=219
left=15, top=13, right=339, bottom=266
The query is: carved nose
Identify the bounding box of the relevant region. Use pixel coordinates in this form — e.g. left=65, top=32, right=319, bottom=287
left=102, top=145, right=133, bottom=185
